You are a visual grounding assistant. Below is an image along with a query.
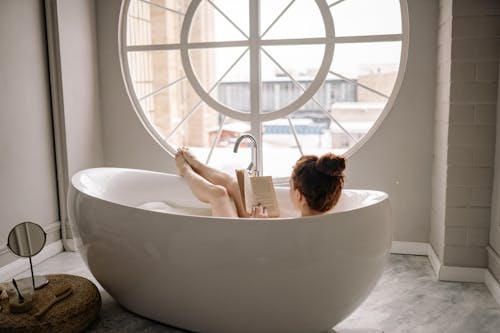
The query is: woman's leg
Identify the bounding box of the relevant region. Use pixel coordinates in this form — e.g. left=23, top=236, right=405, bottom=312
left=175, top=152, right=238, bottom=218
left=179, top=147, right=249, bottom=217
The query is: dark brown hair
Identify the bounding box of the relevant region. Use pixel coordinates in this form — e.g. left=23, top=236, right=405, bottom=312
left=291, top=153, right=346, bottom=212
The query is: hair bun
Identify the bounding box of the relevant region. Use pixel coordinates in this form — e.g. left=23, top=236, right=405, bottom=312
left=316, top=153, right=345, bottom=177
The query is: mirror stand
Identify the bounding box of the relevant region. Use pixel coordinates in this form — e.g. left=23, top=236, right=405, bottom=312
left=19, top=255, right=48, bottom=290
left=17, top=275, right=49, bottom=290
left=7, top=222, right=49, bottom=290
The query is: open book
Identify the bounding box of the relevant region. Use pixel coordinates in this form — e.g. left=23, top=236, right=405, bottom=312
left=235, top=169, right=280, bottom=217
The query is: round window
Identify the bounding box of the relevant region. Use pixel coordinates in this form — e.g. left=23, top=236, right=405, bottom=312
left=119, top=0, right=408, bottom=177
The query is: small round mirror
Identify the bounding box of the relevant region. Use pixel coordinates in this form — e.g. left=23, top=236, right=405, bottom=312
left=7, top=222, right=46, bottom=258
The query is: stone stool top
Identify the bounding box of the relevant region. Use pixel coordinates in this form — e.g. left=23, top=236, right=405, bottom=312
left=0, top=274, right=101, bottom=333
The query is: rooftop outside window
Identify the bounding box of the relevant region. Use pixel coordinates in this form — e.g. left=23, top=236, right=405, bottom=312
left=120, top=0, right=408, bottom=178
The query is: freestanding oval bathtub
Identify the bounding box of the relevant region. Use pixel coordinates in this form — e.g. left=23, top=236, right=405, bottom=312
left=68, top=167, right=391, bottom=333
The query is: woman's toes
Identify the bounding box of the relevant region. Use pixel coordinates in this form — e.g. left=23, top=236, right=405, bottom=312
left=181, top=148, right=200, bottom=167
left=175, top=153, right=189, bottom=175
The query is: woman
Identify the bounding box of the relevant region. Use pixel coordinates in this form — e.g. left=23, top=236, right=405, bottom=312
left=175, top=147, right=345, bottom=218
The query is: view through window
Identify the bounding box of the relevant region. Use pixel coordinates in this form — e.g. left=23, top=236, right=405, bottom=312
left=121, top=0, right=406, bottom=177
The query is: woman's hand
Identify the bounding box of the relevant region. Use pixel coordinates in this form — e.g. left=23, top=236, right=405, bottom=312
left=251, top=204, right=268, bottom=218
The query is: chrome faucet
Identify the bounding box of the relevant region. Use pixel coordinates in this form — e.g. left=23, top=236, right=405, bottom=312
left=233, top=134, right=259, bottom=176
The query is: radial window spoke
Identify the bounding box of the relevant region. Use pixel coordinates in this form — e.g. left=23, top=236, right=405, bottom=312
left=329, top=70, right=389, bottom=99
left=319, top=106, right=358, bottom=143
left=260, top=48, right=299, bottom=94
left=328, top=0, right=347, bottom=8
left=139, top=76, right=187, bottom=101
left=287, top=116, right=304, bottom=156
left=206, top=115, right=227, bottom=164
left=262, top=48, right=357, bottom=142
left=165, top=100, right=204, bottom=140
left=207, top=0, right=248, bottom=39
left=138, top=0, right=185, bottom=16
left=208, top=48, right=249, bottom=94
left=261, top=0, right=296, bottom=38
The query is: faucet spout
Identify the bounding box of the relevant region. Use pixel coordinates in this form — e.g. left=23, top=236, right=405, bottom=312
left=233, top=134, right=259, bottom=176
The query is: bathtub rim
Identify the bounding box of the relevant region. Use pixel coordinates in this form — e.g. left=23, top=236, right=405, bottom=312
left=70, top=167, right=389, bottom=223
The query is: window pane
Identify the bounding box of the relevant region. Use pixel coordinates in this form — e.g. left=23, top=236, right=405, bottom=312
left=182, top=118, right=253, bottom=174
left=327, top=42, right=402, bottom=151
left=207, top=118, right=252, bottom=172
left=127, top=0, right=189, bottom=46
left=261, top=44, right=325, bottom=113
left=165, top=105, right=220, bottom=154
left=189, top=47, right=250, bottom=113
left=127, top=50, right=184, bottom=98
left=331, top=42, right=401, bottom=77
left=190, top=0, right=249, bottom=43
left=261, top=0, right=325, bottom=40
left=330, top=0, right=402, bottom=37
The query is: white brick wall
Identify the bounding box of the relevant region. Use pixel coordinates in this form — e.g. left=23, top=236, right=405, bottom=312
left=445, top=226, right=467, bottom=245
left=476, top=61, right=499, bottom=81
left=466, top=227, right=490, bottom=247
left=449, top=104, right=474, bottom=124
left=445, top=207, right=490, bottom=227
left=431, top=0, right=499, bottom=268
left=444, top=245, right=487, bottom=267
left=448, top=124, right=495, bottom=145
left=450, top=62, right=475, bottom=81
left=471, top=187, right=493, bottom=207
left=450, top=82, right=498, bottom=103
left=451, top=38, right=499, bottom=61
left=452, top=0, right=500, bottom=17
left=473, top=145, right=495, bottom=167
left=448, top=145, right=473, bottom=166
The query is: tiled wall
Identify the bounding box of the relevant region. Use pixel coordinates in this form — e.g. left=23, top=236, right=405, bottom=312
left=431, top=0, right=500, bottom=268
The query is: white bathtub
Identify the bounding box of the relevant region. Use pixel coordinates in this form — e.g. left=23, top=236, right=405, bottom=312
left=68, top=167, right=392, bottom=333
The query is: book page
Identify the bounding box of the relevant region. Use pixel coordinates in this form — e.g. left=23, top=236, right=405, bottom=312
left=250, top=176, right=280, bottom=217
left=235, top=169, right=254, bottom=215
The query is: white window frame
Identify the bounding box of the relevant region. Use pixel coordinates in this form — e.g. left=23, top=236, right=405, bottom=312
left=118, top=0, right=409, bottom=179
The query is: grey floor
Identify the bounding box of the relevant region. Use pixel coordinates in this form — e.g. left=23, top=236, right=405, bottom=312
left=15, top=253, right=500, bottom=333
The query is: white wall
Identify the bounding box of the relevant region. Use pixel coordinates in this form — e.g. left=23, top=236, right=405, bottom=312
left=96, top=0, right=172, bottom=172
left=0, top=1, right=60, bottom=266
left=346, top=0, right=437, bottom=242
left=95, top=0, right=437, bottom=243
left=57, top=0, right=104, bottom=178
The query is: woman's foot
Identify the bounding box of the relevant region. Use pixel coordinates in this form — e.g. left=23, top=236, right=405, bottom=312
left=179, top=146, right=204, bottom=171
left=175, top=149, right=191, bottom=176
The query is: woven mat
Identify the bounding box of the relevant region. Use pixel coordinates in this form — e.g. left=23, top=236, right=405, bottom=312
left=0, top=274, right=101, bottom=333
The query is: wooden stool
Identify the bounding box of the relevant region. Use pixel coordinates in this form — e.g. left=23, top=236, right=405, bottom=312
left=0, top=274, right=101, bottom=333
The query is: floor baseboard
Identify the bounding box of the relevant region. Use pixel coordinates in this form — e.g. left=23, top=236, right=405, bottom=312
left=425, top=243, right=442, bottom=277
left=438, top=265, right=486, bottom=283
left=485, top=270, right=500, bottom=307
left=394, top=240, right=500, bottom=307
left=390, top=241, right=429, bottom=256
left=394, top=241, right=486, bottom=283
left=392, top=240, right=500, bottom=309
left=0, top=240, right=63, bottom=282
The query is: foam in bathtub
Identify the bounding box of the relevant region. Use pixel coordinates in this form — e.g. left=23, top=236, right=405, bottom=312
left=137, top=201, right=211, bottom=216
